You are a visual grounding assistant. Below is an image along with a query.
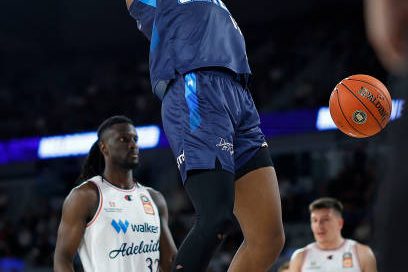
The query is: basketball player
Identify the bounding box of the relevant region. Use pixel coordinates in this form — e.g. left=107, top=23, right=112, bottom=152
left=289, top=198, right=377, bottom=272
left=54, top=116, right=177, bottom=272
left=126, top=1, right=285, bottom=271
left=365, top=1, right=408, bottom=271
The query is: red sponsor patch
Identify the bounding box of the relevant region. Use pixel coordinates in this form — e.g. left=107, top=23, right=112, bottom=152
left=342, top=252, right=353, bottom=268
left=140, top=194, right=155, bottom=215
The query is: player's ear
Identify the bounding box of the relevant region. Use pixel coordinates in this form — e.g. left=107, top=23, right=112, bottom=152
left=339, top=217, right=344, bottom=229
left=99, top=141, right=108, bottom=156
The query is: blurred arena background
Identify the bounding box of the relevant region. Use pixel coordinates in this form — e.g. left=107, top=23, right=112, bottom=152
left=0, top=0, right=403, bottom=271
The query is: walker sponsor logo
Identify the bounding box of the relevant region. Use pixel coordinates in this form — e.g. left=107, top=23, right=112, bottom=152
left=131, top=223, right=159, bottom=234
left=111, top=219, right=129, bottom=234
left=111, top=219, right=159, bottom=234
left=109, top=240, right=160, bottom=259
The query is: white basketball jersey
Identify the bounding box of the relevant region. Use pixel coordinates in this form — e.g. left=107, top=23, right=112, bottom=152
left=297, top=239, right=362, bottom=272
left=78, top=176, right=161, bottom=272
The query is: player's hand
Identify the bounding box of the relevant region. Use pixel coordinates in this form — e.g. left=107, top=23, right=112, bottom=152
left=365, top=0, right=408, bottom=75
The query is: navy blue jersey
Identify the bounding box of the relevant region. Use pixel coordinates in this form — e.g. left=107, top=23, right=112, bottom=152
left=129, top=0, right=251, bottom=98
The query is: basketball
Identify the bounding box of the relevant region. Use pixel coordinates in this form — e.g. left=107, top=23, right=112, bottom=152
left=329, top=74, right=392, bottom=138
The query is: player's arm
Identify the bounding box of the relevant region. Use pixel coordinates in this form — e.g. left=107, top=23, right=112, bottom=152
left=289, top=248, right=306, bottom=272
left=54, top=182, right=99, bottom=272
left=148, top=188, right=177, bottom=272
left=356, top=243, right=377, bottom=272
left=126, top=0, right=156, bottom=40
left=364, top=0, right=408, bottom=74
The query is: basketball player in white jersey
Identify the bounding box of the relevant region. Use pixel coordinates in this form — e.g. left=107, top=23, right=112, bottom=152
left=289, top=197, right=377, bottom=272
left=54, top=116, right=177, bottom=272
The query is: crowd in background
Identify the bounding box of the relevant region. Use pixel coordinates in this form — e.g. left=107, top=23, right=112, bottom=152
left=0, top=16, right=385, bottom=140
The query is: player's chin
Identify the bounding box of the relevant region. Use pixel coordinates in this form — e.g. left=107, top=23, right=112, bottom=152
left=122, top=160, right=139, bottom=170
left=314, top=234, right=325, bottom=241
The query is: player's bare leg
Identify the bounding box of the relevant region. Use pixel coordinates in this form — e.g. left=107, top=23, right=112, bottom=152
left=228, top=166, right=284, bottom=272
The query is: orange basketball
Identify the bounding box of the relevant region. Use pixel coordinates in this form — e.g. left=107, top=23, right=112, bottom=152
left=329, top=74, right=392, bottom=138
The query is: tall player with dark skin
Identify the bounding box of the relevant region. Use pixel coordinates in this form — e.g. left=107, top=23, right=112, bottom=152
left=54, top=116, right=177, bottom=272
left=125, top=0, right=285, bottom=271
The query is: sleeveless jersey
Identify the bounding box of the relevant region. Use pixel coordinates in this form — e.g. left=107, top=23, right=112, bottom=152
left=294, top=239, right=362, bottom=272
left=78, top=176, right=161, bottom=272
left=128, top=0, right=251, bottom=98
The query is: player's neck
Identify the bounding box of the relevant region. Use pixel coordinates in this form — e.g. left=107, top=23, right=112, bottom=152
left=103, top=167, right=135, bottom=189
left=317, top=237, right=345, bottom=250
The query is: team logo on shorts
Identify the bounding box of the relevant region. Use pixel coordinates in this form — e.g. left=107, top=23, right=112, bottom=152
left=140, top=195, right=155, bottom=215
left=261, top=142, right=268, bottom=148
left=342, top=252, right=353, bottom=268
left=176, top=150, right=185, bottom=169
left=216, top=138, right=234, bottom=155
left=352, top=110, right=367, bottom=124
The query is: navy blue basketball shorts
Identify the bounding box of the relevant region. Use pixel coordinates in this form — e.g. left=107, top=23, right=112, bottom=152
left=161, top=70, right=269, bottom=183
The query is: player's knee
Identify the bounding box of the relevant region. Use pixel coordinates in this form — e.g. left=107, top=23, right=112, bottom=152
left=250, top=228, right=285, bottom=260
left=206, top=209, right=234, bottom=240
left=271, top=228, right=285, bottom=253
left=266, top=227, right=285, bottom=250
left=195, top=201, right=234, bottom=241
left=185, top=169, right=235, bottom=240
left=216, top=214, right=234, bottom=239
left=263, top=229, right=285, bottom=261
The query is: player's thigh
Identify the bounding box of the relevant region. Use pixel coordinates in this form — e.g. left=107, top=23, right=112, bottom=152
left=234, top=166, right=283, bottom=241
left=231, top=88, right=283, bottom=239
left=161, top=71, right=236, bottom=182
